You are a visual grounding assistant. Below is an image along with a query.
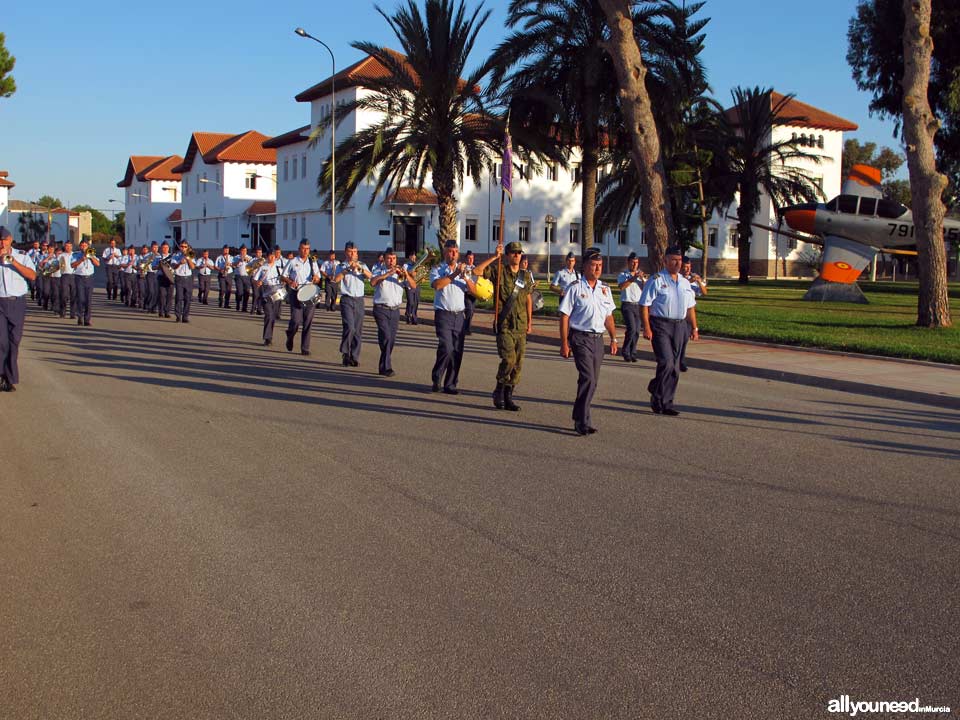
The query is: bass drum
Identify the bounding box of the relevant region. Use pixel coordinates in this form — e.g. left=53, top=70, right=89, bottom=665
left=531, top=289, right=545, bottom=311
left=296, top=282, right=322, bottom=307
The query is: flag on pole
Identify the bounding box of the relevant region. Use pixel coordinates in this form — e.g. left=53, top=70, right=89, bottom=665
left=501, top=127, right=513, bottom=202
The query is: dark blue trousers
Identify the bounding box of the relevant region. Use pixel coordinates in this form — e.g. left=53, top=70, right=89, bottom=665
left=74, top=275, right=94, bottom=323
left=0, top=296, right=26, bottom=385
left=621, top=302, right=641, bottom=360
left=432, top=309, right=465, bottom=390
left=174, top=276, right=193, bottom=320
left=648, top=316, right=686, bottom=411
left=373, top=304, right=399, bottom=373
left=570, top=329, right=603, bottom=427
left=339, top=295, right=365, bottom=362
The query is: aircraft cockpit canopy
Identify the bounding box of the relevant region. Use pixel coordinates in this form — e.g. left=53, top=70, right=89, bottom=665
left=825, top=194, right=908, bottom=219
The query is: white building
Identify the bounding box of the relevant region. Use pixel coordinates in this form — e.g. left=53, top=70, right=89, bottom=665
left=116, top=155, right=183, bottom=248
left=170, top=131, right=277, bottom=250
left=271, top=57, right=856, bottom=276
left=0, top=171, right=13, bottom=231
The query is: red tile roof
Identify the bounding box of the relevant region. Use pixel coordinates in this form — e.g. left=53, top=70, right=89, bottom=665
left=725, top=92, right=858, bottom=132
left=296, top=49, right=416, bottom=103
left=262, top=125, right=312, bottom=149
left=383, top=187, right=438, bottom=206
left=117, top=155, right=183, bottom=187
left=143, top=155, right=184, bottom=181
left=245, top=200, right=277, bottom=216
left=173, top=131, right=276, bottom=173
left=167, top=209, right=182, bottom=222
left=0, top=171, right=12, bottom=188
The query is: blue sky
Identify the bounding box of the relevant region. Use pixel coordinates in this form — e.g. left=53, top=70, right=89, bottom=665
left=1, top=0, right=900, bottom=212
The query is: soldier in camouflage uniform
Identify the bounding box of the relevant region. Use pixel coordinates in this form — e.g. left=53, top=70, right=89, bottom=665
left=485, top=241, right=534, bottom=411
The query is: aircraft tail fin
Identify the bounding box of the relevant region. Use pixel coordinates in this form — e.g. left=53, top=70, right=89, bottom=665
left=841, top=164, right=883, bottom=199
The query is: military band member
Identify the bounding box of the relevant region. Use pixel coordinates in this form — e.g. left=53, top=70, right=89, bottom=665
left=550, top=251, right=580, bottom=296
left=215, top=245, right=233, bottom=308
left=39, top=245, right=60, bottom=312
left=678, top=257, right=707, bottom=372
left=462, top=250, right=477, bottom=335
left=250, top=246, right=265, bottom=315
left=485, top=241, right=529, bottom=411
left=26, top=240, right=42, bottom=302
left=559, top=247, right=618, bottom=435
left=370, top=247, right=415, bottom=376
left=233, top=246, right=253, bottom=312
left=121, top=246, right=139, bottom=307
left=0, top=226, right=37, bottom=392
left=282, top=239, right=322, bottom=355
left=429, top=239, right=497, bottom=394
left=253, top=247, right=285, bottom=346
left=617, top=252, right=647, bottom=363
left=102, top=238, right=123, bottom=301
left=640, top=246, right=698, bottom=416
left=143, top=241, right=160, bottom=313
left=171, top=240, right=196, bottom=323
left=196, top=249, right=214, bottom=305
left=403, top=250, right=420, bottom=324
left=136, top=244, right=151, bottom=309
left=321, top=250, right=339, bottom=310
left=154, top=242, right=174, bottom=318
left=70, top=238, right=100, bottom=327
left=332, top=241, right=371, bottom=367
left=60, top=240, right=76, bottom=318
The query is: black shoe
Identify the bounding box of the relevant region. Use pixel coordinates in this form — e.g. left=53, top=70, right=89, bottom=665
left=285, top=336, right=294, bottom=352
left=431, top=382, right=441, bottom=393
left=175, top=316, right=181, bottom=322
left=182, top=319, right=189, bottom=324
left=492, top=382, right=505, bottom=410
left=586, top=426, right=598, bottom=434
left=349, top=359, right=359, bottom=367
left=574, top=423, right=589, bottom=436
left=380, top=369, right=395, bottom=377
left=679, top=363, right=688, bottom=372
left=77, top=318, right=83, bottom=326
left=623, top=355, right=632, bottom=362
left=631, top=357, right=638, bottom=363
left=264, top=339, right=272, bottom=346
left=503, top=386, right=520, bottom=412
left=302, top=350, right=311, bottom=356
left=662, top=408, right=680, bottom=416
left=442, top=387, right=459, bottom=395
left=342, top=354, right=350, bottom=366
left=84, top=321, right=91, bottom=327
left=650, top=399, right=662, bottom=414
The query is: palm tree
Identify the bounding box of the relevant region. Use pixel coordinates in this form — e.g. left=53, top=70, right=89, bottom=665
left=314, top=0, right=496, bottom=245
left=722, top=87, right=824, bottom=283
left=488, top=0, right=621, bottom=254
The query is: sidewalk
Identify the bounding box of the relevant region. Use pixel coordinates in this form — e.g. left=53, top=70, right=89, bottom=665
left=397, top=306, right=960, bottom=410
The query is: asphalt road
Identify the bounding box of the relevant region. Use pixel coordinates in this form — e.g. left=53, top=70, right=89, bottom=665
left=2, top=291, right=958, bottom=719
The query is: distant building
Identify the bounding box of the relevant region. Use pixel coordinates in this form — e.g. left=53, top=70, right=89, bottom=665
left=0, top=171, right=13, bottom=230
left=116, top=155, right=183, bottom=247
left=8, top=200, right=91, bottom=245
left=170, top=132, right=277, bottom=250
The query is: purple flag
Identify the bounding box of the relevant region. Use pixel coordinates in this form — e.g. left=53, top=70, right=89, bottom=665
left=501, top=130, right=513, bottom=202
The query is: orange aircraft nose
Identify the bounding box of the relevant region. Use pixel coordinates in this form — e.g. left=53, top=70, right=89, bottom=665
left=783, top=206, right=817, bottom=234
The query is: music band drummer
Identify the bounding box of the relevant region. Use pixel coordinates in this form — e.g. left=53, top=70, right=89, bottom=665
left=332, top=241, right=371, bottom=368
left=370, top=247, right=415, bottom=377
left=253, top=246, right=285, bottom=346
left=282, top=239, right=322, bottom=356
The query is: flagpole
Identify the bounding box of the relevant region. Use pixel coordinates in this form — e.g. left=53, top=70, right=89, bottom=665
left=495, top=188, right=505, bottom=327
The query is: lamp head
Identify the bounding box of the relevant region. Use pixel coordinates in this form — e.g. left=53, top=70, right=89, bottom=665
left=294, top=27, right=308, bottom=37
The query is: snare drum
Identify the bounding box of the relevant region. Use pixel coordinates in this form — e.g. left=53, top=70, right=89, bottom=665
left=295, top=282, right=322, bottom=307
left=531, top=289, right=545, bottom=311
left=266, top=284, right=288, bottom=303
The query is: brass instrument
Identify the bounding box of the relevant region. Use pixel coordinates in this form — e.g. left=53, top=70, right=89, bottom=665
left=41, top=258, right=61, bottom=276
left=246, top=257, right=267, bottom=275
left=183, top=242, right=196, bottom=260
left=137, top=252, right=156, bottom=277
left=309, top=252, right=319, bottom=262
left=409, top=246, right=441, bottom=285
left=84, top=245, right=97, bottom=259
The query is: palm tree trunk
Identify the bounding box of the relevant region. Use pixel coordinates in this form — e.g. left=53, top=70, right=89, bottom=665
left=736, top=190, right=754, bottom=284
left=902, top=0, right=952, bottom=327
left=433, top=167, right=458, bottom=248
left=581, top=144, right=599, bottom=253
left=597, top=0, right=676, bottom=273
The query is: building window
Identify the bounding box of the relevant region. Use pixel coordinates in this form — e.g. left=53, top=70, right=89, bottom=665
left=167, top=187, right=178, bottom=202
left=283, top=217, right=289, bottom=241
left=617, top=226, right=628, bottom=245
left=708, top=227, right=718, bottom=248
left=569, top=222, right=580, bottom=245
left=594, top=232, right=604, bottom=245
left=728, top=227, right=739, bottom=248
left=817, top=135, right=825, bottom=149
left=518, top=164, right=528, bottom=180
left=492, top=221, right=501, bottom=244
left=302, top=215, right=308, bottom=239
left=292, top=157, right=298, bottom=180
left=301, top=153, right=307, bottom=178
left=215, top=220, right=220, bottom=240
left=202, top=204, right=207, bottom=219
left=464, top=217, right=478, bottom=242
left=544, top=220, right=556, bottom=244
left=548, top=164, right=558, bottom=181
left=284, top=160, right=289, bottom=182
left=493, top=162, right=501, bottom=181
left=196, top=175, right=200, bottom=193
left=518, top=220, right=530, bottom=243
left=245, top=174, right=257, bottom=190
left=571, top=163, right=581, bottom=184
left=202, top=173, right=208, bottom=192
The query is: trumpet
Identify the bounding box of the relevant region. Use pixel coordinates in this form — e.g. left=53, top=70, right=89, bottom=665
left=84, top=245, right=97, bottom=259
left=246, top=257, right=266, bottom=275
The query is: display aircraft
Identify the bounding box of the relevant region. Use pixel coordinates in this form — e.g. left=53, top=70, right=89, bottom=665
left=781, top=164, right=960, bottom=302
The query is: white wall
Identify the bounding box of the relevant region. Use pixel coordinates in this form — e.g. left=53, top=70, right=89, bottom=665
left=0, top=186, right=8, bottom=231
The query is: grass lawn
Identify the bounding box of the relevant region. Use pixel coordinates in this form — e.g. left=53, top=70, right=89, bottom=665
left=412, top=277, right=960, bottom=365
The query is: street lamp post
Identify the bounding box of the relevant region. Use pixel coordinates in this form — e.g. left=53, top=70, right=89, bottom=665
left=295, top=27, right=336, bottom=252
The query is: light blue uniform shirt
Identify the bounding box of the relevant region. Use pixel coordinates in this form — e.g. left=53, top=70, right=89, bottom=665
left=253, top=261, right=282, bottom=288
left=0, top=249, right=36, bottom=297
left=373, top=268, right=406, bottom=306
left=171, top=252, right=193, bottom=277
left=320, top=259, right=338, bottom=279
left=338, top=262, right=369, bottom=298
left=430, top=263, right=469, bottom=312
left=121, top=254, right=137, bottom=274
left=196, top=257, right=214, bottom=276
left=234, top=254, right=253, bottom=275
left=60, top=251, right=75, bottom=276
left=559, top=277, right=616, bottom=332
left=72, top=251, right=96, bottom=277
left=102, top=247, right=123, bottom=265
left=215, top=254, right=233, bottom=276
left=40, top=254, right=61, bottom=278
left=618, top=270, right=644, bottom=303
left=639, top=270, right=696, bottom=320
left=285, top=256, right=319, bottom=286
left=551, top=267, right=580, bottom=292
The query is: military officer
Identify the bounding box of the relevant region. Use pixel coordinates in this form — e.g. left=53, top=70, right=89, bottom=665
left=429, top=239, right=498, bottom=394
left=154, top=242, right=174, bottom=318
left=120, top=246, right=139, bottom=307
left=550, top=251, right=580, bottom=296
left=678, top=256, right=707, bottom=372
left=282, top=239, right=322, bottom=355
left=332, top=241, right=371, bottom=367
left=617, top=252, right=647, bottom=363
left=403, top=250, right=420, bottom=324
left=215, top=245, right=233, bottom=308
left=171, top=240, right=196, bottom=323
left=196, top=249, right=215, bottom=304
left=70, top=238, right=100, bottom=326
left=462, top=250, right=477, bottom=335
left=559, top=247, right=618, bottom=435
left=370, top=247, right=415, bottom=376
left=0, top=226, right=37, bottom=391
left=39, top=244, right=60, bottom=312
left=233, top=245, right=253, bottom=312
left=143, top=241, right=160, bottom=313
left=250, top=246, right=265, bottom=315
left=59, top=240, right=76, bottom=318
left=26, top=240, right=42, bottom=302
left=484, top=241, right=529, bottom=411
left=640, top=246, right=699, bottom=416
left=321, top=250, right=339, bottom=310
left=253, top=247, right=285, bottom=346
left=102, top=238, right=123, bottom=301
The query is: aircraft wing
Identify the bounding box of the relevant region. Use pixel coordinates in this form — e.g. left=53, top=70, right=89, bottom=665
left=819, top=235, right=878, bottom=283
